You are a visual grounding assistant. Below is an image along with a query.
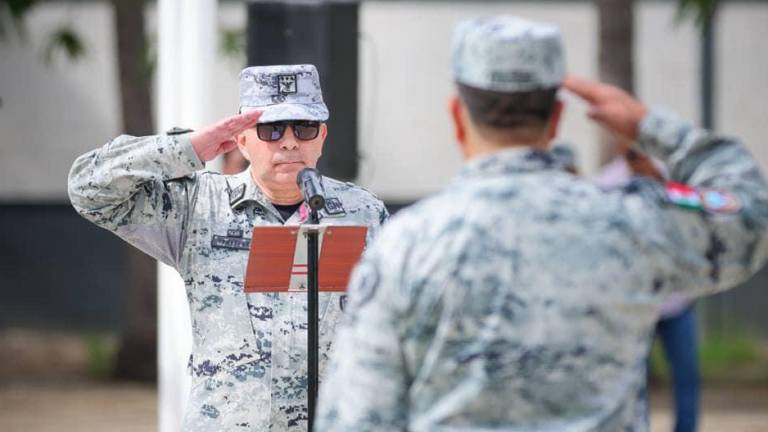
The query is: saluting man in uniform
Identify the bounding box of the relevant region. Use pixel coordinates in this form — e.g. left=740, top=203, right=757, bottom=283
left=316, top=17, right=768, bottom=431
left=68, top=64, right=388, bottom=431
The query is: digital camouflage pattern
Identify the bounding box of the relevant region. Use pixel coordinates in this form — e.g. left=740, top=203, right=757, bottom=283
left=68, top=132, right=388, bottom=431
left=315, top=108, right=768, bottom=431
left=239, top=64, right=330, bottom=123
left=452, top=16, right=565, bottom=92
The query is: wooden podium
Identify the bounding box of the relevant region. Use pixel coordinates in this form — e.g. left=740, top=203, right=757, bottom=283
left=244, top=225, right=367, bottom=293
left=244, top=224, right=367, bottom=429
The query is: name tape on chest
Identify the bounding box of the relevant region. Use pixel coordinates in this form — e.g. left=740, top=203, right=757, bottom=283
left=211, top=234, right=251, bottom=251
left=665, top=182, right=741, bottom=214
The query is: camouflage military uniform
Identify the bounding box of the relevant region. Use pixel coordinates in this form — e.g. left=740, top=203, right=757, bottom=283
left=316, top=17, right=768, bottom=432
left=68, top=65, right=388, bottom=431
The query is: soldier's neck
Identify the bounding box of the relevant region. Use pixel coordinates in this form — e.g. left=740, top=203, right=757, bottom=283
left=467, top=139, right=550, bottom=159
left=252, top=176, right=303, bottom=205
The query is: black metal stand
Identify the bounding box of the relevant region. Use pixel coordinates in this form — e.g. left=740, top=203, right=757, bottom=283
left=306, top=210, right=320, bottom=431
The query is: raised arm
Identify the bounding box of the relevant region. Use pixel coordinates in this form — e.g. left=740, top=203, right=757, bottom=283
left=68, top=110, right=261, bottom=267
left=565, top=75, right=768, bottom=296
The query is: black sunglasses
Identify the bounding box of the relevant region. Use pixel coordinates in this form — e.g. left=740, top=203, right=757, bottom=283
left=256, top=120, right=321, bottom=142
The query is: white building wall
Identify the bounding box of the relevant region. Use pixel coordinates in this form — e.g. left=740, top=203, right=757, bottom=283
left=1, top=1, right=766, bottom=203
left=358, top=1, right=599, bottom=200
left=0, top=2, right=120, bottom=202
left=717, top=3, right=768, bottom=168
left=2, top=0, right=768, bottom=423
left=636, top=2, right=700, bottom=132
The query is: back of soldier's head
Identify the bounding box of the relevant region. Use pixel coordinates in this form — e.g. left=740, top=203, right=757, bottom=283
left=452, top=16, right=565, bottom=138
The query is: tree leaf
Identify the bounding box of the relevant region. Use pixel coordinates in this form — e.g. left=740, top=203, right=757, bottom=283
left=220, top=27, right=245, bottom=62
left=44, top=26, right=86, bottom=64
left=676, top=0, right=719, bottom=26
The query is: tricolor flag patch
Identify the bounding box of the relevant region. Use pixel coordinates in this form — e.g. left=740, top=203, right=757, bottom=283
left=665, top=182, right=741, bottom=214
left=665, top=182, right=702, bottom=210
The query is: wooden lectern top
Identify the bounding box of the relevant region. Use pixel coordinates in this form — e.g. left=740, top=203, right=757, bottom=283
left=244, top=225, right=367, bottom=293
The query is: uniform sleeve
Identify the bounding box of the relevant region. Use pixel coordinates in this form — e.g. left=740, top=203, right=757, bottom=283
left=629, top=108, right=768, bottom=297
left=379, top=202, right=391, bottom=225
left=316, top=230, right=411, bottom=431
left=68, top=133, right=205, bottom=268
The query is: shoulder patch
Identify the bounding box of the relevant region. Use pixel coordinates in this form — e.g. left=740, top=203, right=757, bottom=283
left=229, top=184, right=246, bottom=206
left=665, top=182, right=741, bottom=214
left=665, top=182, right=702, bottom=210
left=166, top=127, right=194, bottom=136
left=701, top=189, right=741, bottom=214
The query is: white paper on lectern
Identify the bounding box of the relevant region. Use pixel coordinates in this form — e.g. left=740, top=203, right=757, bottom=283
left=287, top=225, right=328, bottom=292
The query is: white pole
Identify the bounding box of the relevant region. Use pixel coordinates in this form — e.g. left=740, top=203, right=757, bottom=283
left=157, top=1, right=219, bottom=431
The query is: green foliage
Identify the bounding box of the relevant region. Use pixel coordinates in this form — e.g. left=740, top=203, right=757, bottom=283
left=83, top=334, right=117, bottom=381
left=649, top=333, right=763, bottom=382
left=2, top=0, right=37, bottom=19
left=220, top=27, right=246, bottom=63
left=677, top=0, right=719, bottom=26
left=0, top=0, right=85, bottom=63
left=0, top=0, right=38, bottom=38
left=698, top=335, right=760, bottom=374
left=44, top=26, right=86, bottom=64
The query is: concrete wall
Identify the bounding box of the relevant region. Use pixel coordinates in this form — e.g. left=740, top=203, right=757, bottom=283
left=1, top=0, right=766, bottom=203
left=0, top=2, right=120, bottom=202
left=357, top=1, right=599, bottom=199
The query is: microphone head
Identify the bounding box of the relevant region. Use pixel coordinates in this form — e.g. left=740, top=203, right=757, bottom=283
left=297, top=167, right=326, bottom=211
left=309, top=195, right=326, bottom=210
left=297, top=167, right=320, bottom=186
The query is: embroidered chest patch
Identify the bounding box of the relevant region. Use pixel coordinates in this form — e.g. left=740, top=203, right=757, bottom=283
left=322, top=197, right=346, bottom=217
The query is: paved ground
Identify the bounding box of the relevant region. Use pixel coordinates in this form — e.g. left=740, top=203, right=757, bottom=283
left=0, top=382, right=156, bottom=432
left=0, top=382, right=766, bottom=431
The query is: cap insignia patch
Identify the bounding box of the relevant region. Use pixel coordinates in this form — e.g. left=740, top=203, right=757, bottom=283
left=278, top=74, right=297, bottom=94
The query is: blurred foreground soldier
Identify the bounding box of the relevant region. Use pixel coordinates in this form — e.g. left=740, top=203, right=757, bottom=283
left=316, top=16, right=768, bottom=431
left=68, top=64, right=388, bottom=431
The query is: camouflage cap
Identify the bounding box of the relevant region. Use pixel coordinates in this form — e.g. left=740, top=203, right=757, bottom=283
left=239, top=64, right=329, bottom=123
left=452, top=16, right=565, bottom=92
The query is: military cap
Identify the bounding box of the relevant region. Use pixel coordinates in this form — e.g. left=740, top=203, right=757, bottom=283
left=239, top=64, right=329, bottom=123
left=452, top=16, right=565, bottom=92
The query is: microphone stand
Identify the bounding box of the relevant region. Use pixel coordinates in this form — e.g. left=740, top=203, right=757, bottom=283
left=306, top=208, right=320, bottom=431
left=297, top=167, right=325, bottom=430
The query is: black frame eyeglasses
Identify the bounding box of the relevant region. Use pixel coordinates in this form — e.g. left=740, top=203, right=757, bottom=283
left=255, top=120, right=321, bottom=142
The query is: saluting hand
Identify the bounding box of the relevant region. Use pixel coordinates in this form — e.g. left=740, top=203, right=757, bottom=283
left=563, top=76, right=648, bottom=143
left=190, top=110, right=262, bottom=162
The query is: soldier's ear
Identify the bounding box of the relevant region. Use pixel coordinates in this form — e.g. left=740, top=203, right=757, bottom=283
left=449, top=95, right=470, bottom=157
left=320, top=123, right=328, bottom=141
left=236, top=133, right=251, bottom=161
left=547, top=99, right=564, bottom=142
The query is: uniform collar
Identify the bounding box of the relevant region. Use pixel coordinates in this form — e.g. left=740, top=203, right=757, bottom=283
left=228, top=169, right=343, bottom=224
left=228, top=169, right=274, bottom=210
left=456, top=147, right=561, bottom=179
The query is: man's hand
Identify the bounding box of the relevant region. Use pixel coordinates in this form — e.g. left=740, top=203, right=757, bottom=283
left=190, top=110, right=262, bottom=162
left=563, top=75, right=648, bottom=143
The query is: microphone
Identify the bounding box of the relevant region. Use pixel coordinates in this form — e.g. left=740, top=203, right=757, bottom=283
left=297, top=168, right=326, bottom=211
